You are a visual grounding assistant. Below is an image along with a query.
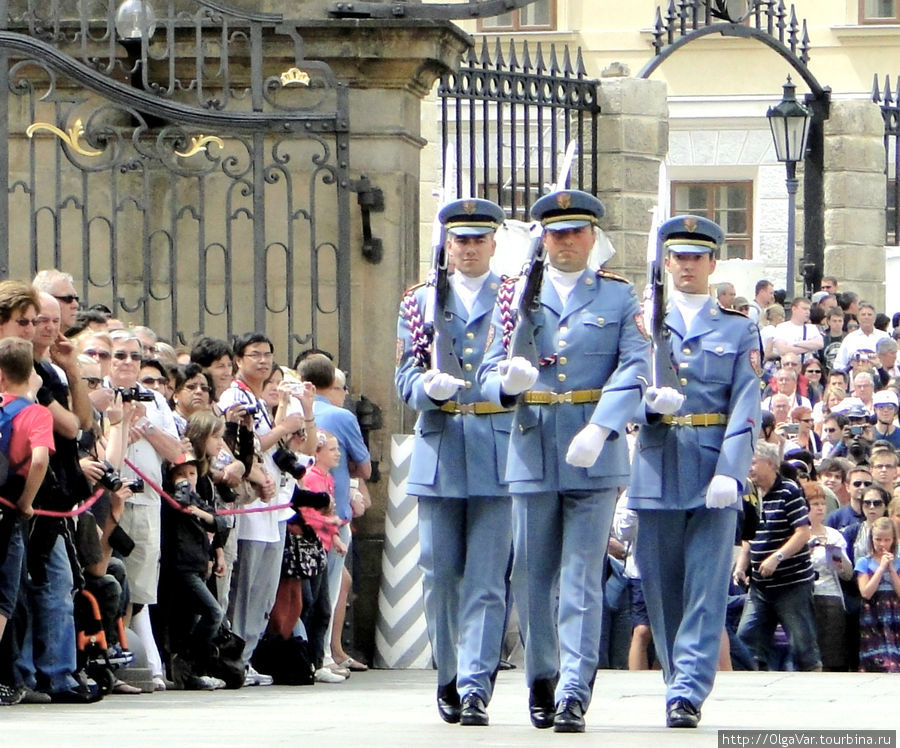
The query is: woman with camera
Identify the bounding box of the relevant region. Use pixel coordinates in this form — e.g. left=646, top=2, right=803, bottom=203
left=804, top=481, right=853, bottom=671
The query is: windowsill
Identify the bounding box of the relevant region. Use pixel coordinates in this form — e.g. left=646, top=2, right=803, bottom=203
left=832, top=23, right=900, bottom=41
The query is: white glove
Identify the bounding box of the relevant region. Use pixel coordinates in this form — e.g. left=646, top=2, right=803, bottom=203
left=705, top=474, right=740, bottom=509
left=565, top=424, right=611, bottom=468
left=644, top=386, right=685, bottom=415
left=497, top=356, right=539, bottom=396
left=423, top=370, right=466, bottom=401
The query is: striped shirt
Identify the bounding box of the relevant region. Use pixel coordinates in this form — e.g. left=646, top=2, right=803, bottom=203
left=750, top=475, right=814, bottom=589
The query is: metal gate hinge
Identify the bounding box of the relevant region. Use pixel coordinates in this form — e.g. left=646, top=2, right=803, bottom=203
left=350, top=176, right=385, bottom=264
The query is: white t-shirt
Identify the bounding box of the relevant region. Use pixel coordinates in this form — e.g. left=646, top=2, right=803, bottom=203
left=218, top=382, right=290, bottom=542
left=833, top=328, right=890, bottom=372
left=772, top=320, right=822, bottom=364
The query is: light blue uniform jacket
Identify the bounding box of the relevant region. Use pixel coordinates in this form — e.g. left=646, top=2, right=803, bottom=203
left=479, top=269, right=650, bottom=493
left=628, top=300, right=761, bottom=510
left=395, top=273, right=512, bottom=498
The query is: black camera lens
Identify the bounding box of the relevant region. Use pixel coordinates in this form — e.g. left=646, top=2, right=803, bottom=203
left=273, top=447, right=307, bottom=479
left=97, top=460, right=123, bottom=492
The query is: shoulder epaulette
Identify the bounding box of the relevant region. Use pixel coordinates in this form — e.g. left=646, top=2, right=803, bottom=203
left=719, top=305, right=747, bottom=317
left=596, top=268, right=629, bottom=283
left=402, top=281, right=427, bottom=297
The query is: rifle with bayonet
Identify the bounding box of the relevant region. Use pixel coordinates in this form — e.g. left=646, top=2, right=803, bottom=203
left=646, top=213, right=683, bottom=392
left=506, top=140, right=578, bottom=366
left=423, top=223, right=465, bottom=380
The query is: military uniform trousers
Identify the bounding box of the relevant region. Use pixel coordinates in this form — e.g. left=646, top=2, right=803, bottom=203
left=633, top=507, right=737, bottom=708
left=511, top=487, right=616, bottom=710
left=417, top=495, right=511, bottom=702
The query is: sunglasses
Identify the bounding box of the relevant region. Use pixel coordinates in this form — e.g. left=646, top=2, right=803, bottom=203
left=823, top=427, right=837, bottom=433
left=53, top=294, right=79, bottom=304
left=862, top=500, right=885, bottom=507
left=14, top=318, right=37, bottom=327
left=805, top=369, right=822, bottom=374
left=81, top=376, right=103, bottom=389
left=84, top=349, right=112, bottom=360
left=852, top=480, right=873, bottom=488
left=140, top=376, right=168, bottom=387
left=113, top=351, right=143, bottom=362
left=182, top=382, right=211, bottom=393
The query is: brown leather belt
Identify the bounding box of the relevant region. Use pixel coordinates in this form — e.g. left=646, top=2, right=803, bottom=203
left=521, top=388, right=603, bottom=405
left=661, top=413, right=728, bottom=427
left=439, top=401, right=512, bottom=415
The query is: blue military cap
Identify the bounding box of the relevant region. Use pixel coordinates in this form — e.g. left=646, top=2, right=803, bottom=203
left=530, top=189, right=604, bottom=230
left=659, top=215, right=724, bottom=256
left=439, top=198, right=505, bottom=236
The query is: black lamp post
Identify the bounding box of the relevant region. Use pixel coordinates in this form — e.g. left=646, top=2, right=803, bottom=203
left=767, top=76, right=812, bottom=300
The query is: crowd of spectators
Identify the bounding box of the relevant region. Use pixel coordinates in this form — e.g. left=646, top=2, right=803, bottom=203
left=611, top=276, right=900, bottom=675
left=0, top=269, right=372, bottom=705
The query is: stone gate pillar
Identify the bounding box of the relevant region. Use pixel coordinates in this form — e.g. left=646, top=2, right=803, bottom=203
left=823, top=100, right=886, bottom=309
left=595, top=68, right=669, bottom=285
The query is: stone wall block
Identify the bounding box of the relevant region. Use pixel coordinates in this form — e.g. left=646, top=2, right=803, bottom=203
left=823, top=172, right=886, bottom=211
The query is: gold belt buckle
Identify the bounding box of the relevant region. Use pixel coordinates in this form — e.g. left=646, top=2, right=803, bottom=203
left=457, top=403, right=475, bottom=415
left=556, top=391, right=574, bottom=404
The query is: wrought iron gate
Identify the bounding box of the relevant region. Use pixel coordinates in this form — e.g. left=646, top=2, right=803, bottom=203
left=438, top=38, right=600, bottom=220
left=874, top=74, right=900, bottom=247
left=0, top=0, right=351, bottom=368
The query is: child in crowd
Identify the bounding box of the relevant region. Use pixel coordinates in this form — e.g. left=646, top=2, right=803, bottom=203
left=855, top=516, right=900, bottom=672
left=0, top=339, right=53, bottom=705
left=159, top=450, right=227, bottom=690
left=300, top=431, right=347, bottom=683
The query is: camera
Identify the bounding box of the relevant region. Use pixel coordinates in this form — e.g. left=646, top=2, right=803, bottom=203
left=850, top=425, right=865, bottom=436
left=273, top=447, right=313, bottom=480
left=117, top=385, right=155, bottom=403
left=172, top=479, right=197, bottom=507
left=782, top=423, right=799, bottom=437
left=96, top=460, right=123, bottom=492
left=126, top=478, right=144, bottom=493
left=243, top=403, right=260, bottom=417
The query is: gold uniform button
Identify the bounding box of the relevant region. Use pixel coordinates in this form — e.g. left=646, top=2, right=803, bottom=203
left=464, top=363, right=473, bottom=371
left=559, top=339, right=567, bottom=348
left=715, top=346, right=724, bottom=353
left=464, top=347, right=473, bottom=355
left=710, top=308, right=718, bottom=316
left=518, top=424, right=525, bottom=432
left=559, top=356, right=568, bottom=365
left=680, top=377, right=688, bottom=386
left=465, top=381, right=472, bottom=388
left=682, top=347, right=691, bottom=355
left=585, top=277, right=594, bottom=285
left=466, top=332, right=475, bottom=339
left=559, top=326, right=568, bottom=334
left=596, top=317, right=605, bottom=325
left=558, top=373, right=567, bottom=382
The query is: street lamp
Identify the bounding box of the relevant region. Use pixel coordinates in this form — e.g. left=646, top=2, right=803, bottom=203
left=767, top=75, right=812, bottom=300
left=115, top=0, right=157, bottom=41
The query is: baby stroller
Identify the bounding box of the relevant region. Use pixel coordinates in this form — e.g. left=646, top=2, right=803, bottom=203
left=73, top=587, right=135, bottom=695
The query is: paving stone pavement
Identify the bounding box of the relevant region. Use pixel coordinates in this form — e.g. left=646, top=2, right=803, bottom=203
left=2, top=668, right=896, bottom=747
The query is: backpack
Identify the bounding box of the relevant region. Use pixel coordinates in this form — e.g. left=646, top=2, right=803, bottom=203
left=0, top=396, right=31, bottom=487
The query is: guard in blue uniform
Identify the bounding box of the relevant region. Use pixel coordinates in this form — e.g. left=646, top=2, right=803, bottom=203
left=479, top=190, right=650, bottom=733
left=395, top=198, right=513, bottom=727
left=628, top=215, right=761, bottom=728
